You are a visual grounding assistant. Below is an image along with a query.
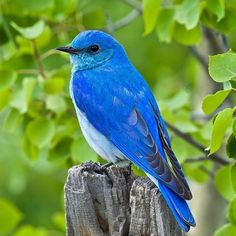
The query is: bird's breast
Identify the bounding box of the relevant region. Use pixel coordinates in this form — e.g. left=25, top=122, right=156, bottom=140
left=74, top=105, right=125, bottom=163
left=70, top=77, right=125, bottom=163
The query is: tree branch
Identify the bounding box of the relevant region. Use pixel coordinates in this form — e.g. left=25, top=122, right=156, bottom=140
left=199, top=166, right=215, bottom=178
left=165, top=121, right=231, bottom=165
left=204, top=27, right=225, bottom=54
left=123, top=0, right=143, bottom=12
left=105, top=9, right=141, bottom=33
left=185, top=156, right=211, bottom=163
left=32, top=40, right=46, bottom=79
left=189, top=46, right=209, bottom=73
left=41, top=49, right=58, bottom=60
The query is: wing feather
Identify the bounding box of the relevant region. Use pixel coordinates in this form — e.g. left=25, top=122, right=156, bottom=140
left=151, top=104, right=192, bottom=196
left=111, top=108, right=192, bottom=200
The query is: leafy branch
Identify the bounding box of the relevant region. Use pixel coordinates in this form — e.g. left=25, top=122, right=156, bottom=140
left=105, top=9, right=141, bottom=33
left=165, top=121, right=230, bottom=166
left=118, top=0, right=227, bottom=90
left=32, top=40, right=46, bottom=79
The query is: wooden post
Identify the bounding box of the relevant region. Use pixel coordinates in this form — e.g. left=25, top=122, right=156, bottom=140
left=64, top=162, right=184, bottom=236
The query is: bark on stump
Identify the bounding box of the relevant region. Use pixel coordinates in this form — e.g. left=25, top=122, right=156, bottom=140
left=64, top=162, right=183, bottom=236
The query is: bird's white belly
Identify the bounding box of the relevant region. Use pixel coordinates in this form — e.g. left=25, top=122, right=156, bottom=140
left=74, top=106, right=125, bottom=163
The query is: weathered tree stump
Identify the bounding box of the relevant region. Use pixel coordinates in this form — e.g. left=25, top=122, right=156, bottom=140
left=64, top=162, right=183, bottom=236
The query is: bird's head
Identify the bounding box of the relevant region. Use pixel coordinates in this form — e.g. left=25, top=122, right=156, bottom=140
left=57, top=30, right=125, bottom=71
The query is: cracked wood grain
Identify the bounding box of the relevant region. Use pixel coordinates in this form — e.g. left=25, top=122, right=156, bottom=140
left=64, top=162, right=183, bottom=236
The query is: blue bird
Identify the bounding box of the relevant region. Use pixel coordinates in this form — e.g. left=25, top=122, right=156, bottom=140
left=57, top=30, right=196, bottom=232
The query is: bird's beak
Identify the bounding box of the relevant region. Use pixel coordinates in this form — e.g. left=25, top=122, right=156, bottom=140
left=56, top=46, right=79, bottom=55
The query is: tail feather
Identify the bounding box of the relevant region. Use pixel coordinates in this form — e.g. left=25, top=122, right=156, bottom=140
left=158, top=182, right=196, bottom=230
left=146, top=173, right=196, bottom=232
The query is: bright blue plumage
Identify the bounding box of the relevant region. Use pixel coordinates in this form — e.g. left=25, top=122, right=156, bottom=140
left=57, top=30, right=196, bottom=232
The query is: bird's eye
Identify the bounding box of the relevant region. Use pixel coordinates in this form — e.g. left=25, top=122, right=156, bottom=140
left=90, top=44, right=99, bottom=52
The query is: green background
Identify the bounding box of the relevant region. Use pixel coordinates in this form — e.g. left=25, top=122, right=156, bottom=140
left=1, top=0, right=236, bottom=235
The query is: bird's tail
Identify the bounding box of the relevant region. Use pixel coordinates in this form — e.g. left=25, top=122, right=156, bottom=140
left=146, top=173, right=196, bottom=232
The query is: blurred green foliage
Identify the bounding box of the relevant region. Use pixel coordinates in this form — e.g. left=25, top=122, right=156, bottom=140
left=0, top=0, right=236, bottom=235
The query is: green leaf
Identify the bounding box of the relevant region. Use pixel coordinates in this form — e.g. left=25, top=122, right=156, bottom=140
left=23, top=78, right=37, bottom=108
left=203, top=8, right=236, bottom=34
left=0, top=198, right=22, bottom=235
left=3, top=0, right=54, bottom=16
left=215, top=8, right=236, bottom=34
left=175, top=0, right=205, bottom=30
left=50, top=120, right=76, bottom=147
left=48, top=137, right=71, bottom=162
left=207, top=0, right=225, bottom=21
left=223, top=81, right=232, bottom=90
left=71, top=138, right=97, bottom=164
left=0, top=68, right=17, bottom=91
left=173, top=23, right=201, bottom=45
left=36, top=26, right=52, bottom=47
left=27, top=100, right=44, bottom=119
left=51, top=0, right=77, bottom=22
left=4, top=108, right=22, bottom=132
left=11, top=20, right=45, bottom=40
left=185, top=163, right=211, bottom=183
left=228, top=197, right=236, bottom=225
left=22, top=135, right=39, bottom=160
left=171, top=138, right=188, bottom=162
left=83, top=8, right=105, bottom=29
left=209, top=108, right=233, bottom=154
left=26, top=118, right=55, bottom=148
left=10, top=78, right=36, bottom=113
left=164, top=90, right=190, bottom=110
left=202, top=89, right=232, bottom=115
left=43, top=77, right=65, bottom=94
left=231, top=163, right=236, bottom=193
left=200, top=120, right=213, bottom=141
left=156, top=8, right=175, bottom=43
left=0, top=89, right=10, bottom=111
left=215, top=165, right=235, bottom=201
left=213, top=224, right=236, bottom=236
left=143, top=0, right=161, bottom=35
left=13, top=225, right=48, bottom=236
left=15, top=36, right=33, bottom=55
left=175, top=120, right=198, bottom=133
left=0, top=41, right=17, bottom=61
left=46, top=95, right=67, bottom=114
left=226, top=134, right=236, bottom=159
left=10, top=90, right=26, bottom=113
left=159, top=106, right=175, bottom=124
left=209, top=51, right=236, bottom=82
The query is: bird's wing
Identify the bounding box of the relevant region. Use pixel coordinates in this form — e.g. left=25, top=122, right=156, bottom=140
left=109, top=105, right=192, bottom=200
left=148, top=98, right=191, bottom=193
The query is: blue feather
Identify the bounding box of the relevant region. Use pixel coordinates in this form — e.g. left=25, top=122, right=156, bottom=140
left=146, top=172, right=196, bottom=232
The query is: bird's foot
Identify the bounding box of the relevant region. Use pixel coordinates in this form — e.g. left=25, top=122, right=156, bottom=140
left=100, top=162, right=113, bottom=170
left=114, top=160, right=131, bottom=168
left=100, top=160, right=131, bottom=169
left=102, top=166, right=113, bottom=187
